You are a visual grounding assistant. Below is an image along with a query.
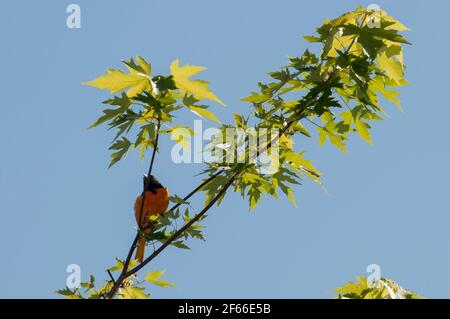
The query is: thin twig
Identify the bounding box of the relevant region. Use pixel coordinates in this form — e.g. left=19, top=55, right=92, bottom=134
left=147, top=118, right=161, bottom=178
left=138, top=117, right=161, bottom=227
left=107, top=270, right=116, bottom=285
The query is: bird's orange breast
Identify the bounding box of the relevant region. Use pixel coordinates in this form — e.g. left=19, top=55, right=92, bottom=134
left=135, top=188, right=170, bottom=227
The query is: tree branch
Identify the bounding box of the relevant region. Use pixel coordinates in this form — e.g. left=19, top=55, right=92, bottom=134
left=105, top=118, right=162, bottom=299
left=105, top=170, right=224, bottom=298
left=124, top=170, right=240, bottom=278
left=106, top=65, right=336, bottom=299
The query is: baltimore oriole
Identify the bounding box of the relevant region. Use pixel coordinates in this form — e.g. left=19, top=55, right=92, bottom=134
left=135, top=175, right=170, bottom=263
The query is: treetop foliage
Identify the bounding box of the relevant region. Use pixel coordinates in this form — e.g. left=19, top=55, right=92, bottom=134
left=59, top=6, right=411, bottom=299
left=334, top=276, right=422, bottom=299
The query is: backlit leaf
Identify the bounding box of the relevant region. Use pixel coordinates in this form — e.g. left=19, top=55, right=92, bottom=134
left=83, top=69, right=150, bottom=97
left=189, top=106, right=221, bottom=123
left=145, top=269, right=175, bottom=288
left=170, top=59, right=224, bottom=105
left=119, top=287, right=149, bottom=299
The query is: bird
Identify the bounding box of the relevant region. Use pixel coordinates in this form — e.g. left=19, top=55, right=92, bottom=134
left=134, top=174, right=170, bottom=263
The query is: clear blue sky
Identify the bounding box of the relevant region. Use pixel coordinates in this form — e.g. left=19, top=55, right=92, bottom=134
left=1, top=0, right=448, bottom=298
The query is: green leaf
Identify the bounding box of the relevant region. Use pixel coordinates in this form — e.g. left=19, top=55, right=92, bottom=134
left=365, top=24, right=411, bottom=44
left=56, top=287, right=82, bottom=299
left=171, top=240, right=190, bottom=250
left=186, top=225, right=206, bottom=241
left=108, top=137, right=131, bottom=168
left=170, top=59, right=224, bottom=105
left=169, top=195, right=190, bottom=206
left=80, top=275, right=95, bottom=292
left=122, top=55, right=152, bottom=75
left=135, top=123, right=156, bottom=159
left=88, top=93, right=131, bottom=129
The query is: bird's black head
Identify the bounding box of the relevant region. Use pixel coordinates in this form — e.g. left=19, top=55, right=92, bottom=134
left=143, top=174, right=164, bottom=193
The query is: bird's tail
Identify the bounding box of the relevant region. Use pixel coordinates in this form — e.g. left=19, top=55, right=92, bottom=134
left=135, top=236, right=146, bottom=263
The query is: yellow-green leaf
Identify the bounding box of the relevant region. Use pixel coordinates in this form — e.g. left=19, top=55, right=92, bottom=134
left=83, top=69, right=150, bottom=97
left=108, top=258, right=138, bottom=272
left=279, top=134, right=294, bottom=149
left=382, top=13, right=409, bottom=31
left=170, top=126, right=193, bottom=151
left=136, top=55, right=151, bottom=75
left=284, top=151, right=321, bottom=182
left=334, top=276, right=368, bottom=295
left=145, top=269, right=175, bottom=288
left=377, top=52, right=403, bottom=84
left=119, top=287, right=149, bottom=299
left=286, top=189, right=298, bottom=208
left=189, top=106, right=221, bottom=123
left=354, top=115, right=372, bottom=144
left=370, top=76, right=403, bottom=111
left=242, top=172, right=265, bottom=184
left=170, top=59, right=224, bottom=105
